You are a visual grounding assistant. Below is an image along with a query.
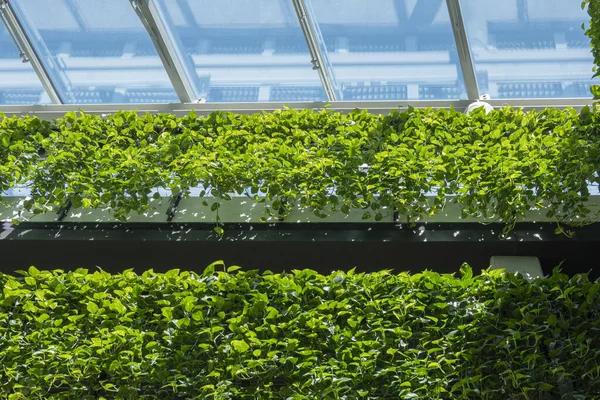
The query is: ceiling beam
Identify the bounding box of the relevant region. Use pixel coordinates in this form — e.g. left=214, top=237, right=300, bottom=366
left=517, top=0, right=529, bottom=22
left=174, top=0, right=198, bottom=29
left=394, top=0, right=408, bottom=23
left=408, top=0, right=443, bottom=26
left=64, top=0, right=88, bottom=32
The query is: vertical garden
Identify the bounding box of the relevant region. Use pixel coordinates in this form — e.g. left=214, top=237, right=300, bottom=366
left=0, top=1, right=599, bottom=399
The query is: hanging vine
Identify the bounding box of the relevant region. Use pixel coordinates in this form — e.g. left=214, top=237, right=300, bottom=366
left=1, top=106, right=600, bottom=233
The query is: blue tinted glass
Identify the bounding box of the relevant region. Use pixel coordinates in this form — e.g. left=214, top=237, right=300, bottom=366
left=308, top=0, right=467, bottom=101
left=462, top=0, right=595, bottom=99
left=155, top=0, right=326, bottom=102
left=0, top=21, right=48, bottom=104
left=9, top=0, right=178, bottom=104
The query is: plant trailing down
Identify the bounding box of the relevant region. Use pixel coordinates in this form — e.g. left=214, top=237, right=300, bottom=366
left=0, top=263, right=598, bottom=399
left=1, top=107, right=600, bottom=232
left=583, top=0, right=600, bottom=97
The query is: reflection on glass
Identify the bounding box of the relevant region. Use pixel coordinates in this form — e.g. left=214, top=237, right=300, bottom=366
left=154, top=0, right=326, bottom=102
left=0, top=21, right=48, bottom=104
left=308, top=0, right=467, bottom=101
left=461, top=0, right=595, bottom=99
left=9, top=0, right=178, bottom=104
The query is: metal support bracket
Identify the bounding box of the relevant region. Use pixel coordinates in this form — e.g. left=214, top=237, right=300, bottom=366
left=0, top=0, right=63, bottom=104
left=56, top=199, right=72, bottom=221
left=130, top=0, right=201, bottom=103
left=166, top=192, right=183, bottom=222
left=446, top=0, right=480, bottom=101
left=291, top=0, right=340, bottom=101
left=0, top=1, right=27, bottom=62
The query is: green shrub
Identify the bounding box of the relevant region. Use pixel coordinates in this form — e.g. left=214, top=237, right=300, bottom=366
left=583, top=0, right=600, bottom=98
left=1, top=106, right=600, bottom=232
left=0, top=262, right=598, bottom=399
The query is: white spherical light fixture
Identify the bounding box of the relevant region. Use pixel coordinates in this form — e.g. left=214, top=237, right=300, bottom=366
left=464, top=95, right=494, bottom=115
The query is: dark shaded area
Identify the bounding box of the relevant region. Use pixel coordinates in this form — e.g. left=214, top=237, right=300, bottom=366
left=0, top=222, right=597, bottom=278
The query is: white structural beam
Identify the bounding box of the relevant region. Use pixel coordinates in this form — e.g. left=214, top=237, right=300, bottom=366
left=2, top=194, right=599, bottom=225
left=129, top=0, right=201, bottom=103
left=446, top=0, right=480, bottom=100
left=0, top=0, right=62, bottom=104
left=291, top=0, right=340, bottom=101
left=0, top=98, right=594, bottom=120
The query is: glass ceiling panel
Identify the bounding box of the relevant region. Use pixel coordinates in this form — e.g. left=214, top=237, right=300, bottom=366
left=9, top=0, right=178, bottom=104
left=0, top=21, right=48, bottom=105
left=308, top=0, right=467, bottom=101
left=153, top=0, right=326, bottom=102
left=461, top=0, right=595, bottom=99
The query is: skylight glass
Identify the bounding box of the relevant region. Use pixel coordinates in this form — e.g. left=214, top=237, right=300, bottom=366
left=0, top=20, right=48, bottom=105
left=308, top=0, right=468, bottom=101
left=461, top=0, right=594, bottom=99
left=8, top=0, right=178, bottom=104
left=0, top=0, right=597, bottom=106
left=153, top=0, right=327, bottom=102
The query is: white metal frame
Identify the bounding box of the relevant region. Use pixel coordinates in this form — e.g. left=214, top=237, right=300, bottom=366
left=2, top=194, right=599, bottom=224
left=0, top=98, right=594, bottom=120
left=291, top=0, right=340, bottom=102
left=446, top=0, right=480, bottom=100
left=129, top=0, right=201, bottom=103
left=0, top=0, right=63, bottom=104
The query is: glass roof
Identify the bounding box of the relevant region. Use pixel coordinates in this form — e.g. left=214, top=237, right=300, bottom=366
left=0, top=20, right=48, bottom=105
left=155, top=0, right=326, bottom=102
left=310, top=0, right=466, bottom=100
left=462, top=0, right=594, bottom=99
left=0, top=0, right=595, bottom=105
left=8, top=0, right=178, bottom=104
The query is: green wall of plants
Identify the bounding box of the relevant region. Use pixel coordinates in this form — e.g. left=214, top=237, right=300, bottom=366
left=1, top=107, right=600, bottom=233
left=0, top=263, right=598, bottom=399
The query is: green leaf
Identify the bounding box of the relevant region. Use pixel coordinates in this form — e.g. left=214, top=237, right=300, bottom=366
left=87, top=302, right=99, bottom=314
left=459, top=264, right=473, bottom=280
left=162, top=307, right=173, bottom=320
left=588, top=284, right=599, bottom=303
left=227, top=265, right=242, bottom=273
left=192, top=311, right=204, bottom=322
left=28, top=266, right=40, bottom=277
left=204, top=260, right=224, bottom=276
left=231, top=340, right=250, bottom=353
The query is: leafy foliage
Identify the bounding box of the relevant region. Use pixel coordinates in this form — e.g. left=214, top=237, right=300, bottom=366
left=0, top=263, right=598, bottom=399
left=583, top=0, right=600, bottom=97
left=1, top=107, right=600, bottom=232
